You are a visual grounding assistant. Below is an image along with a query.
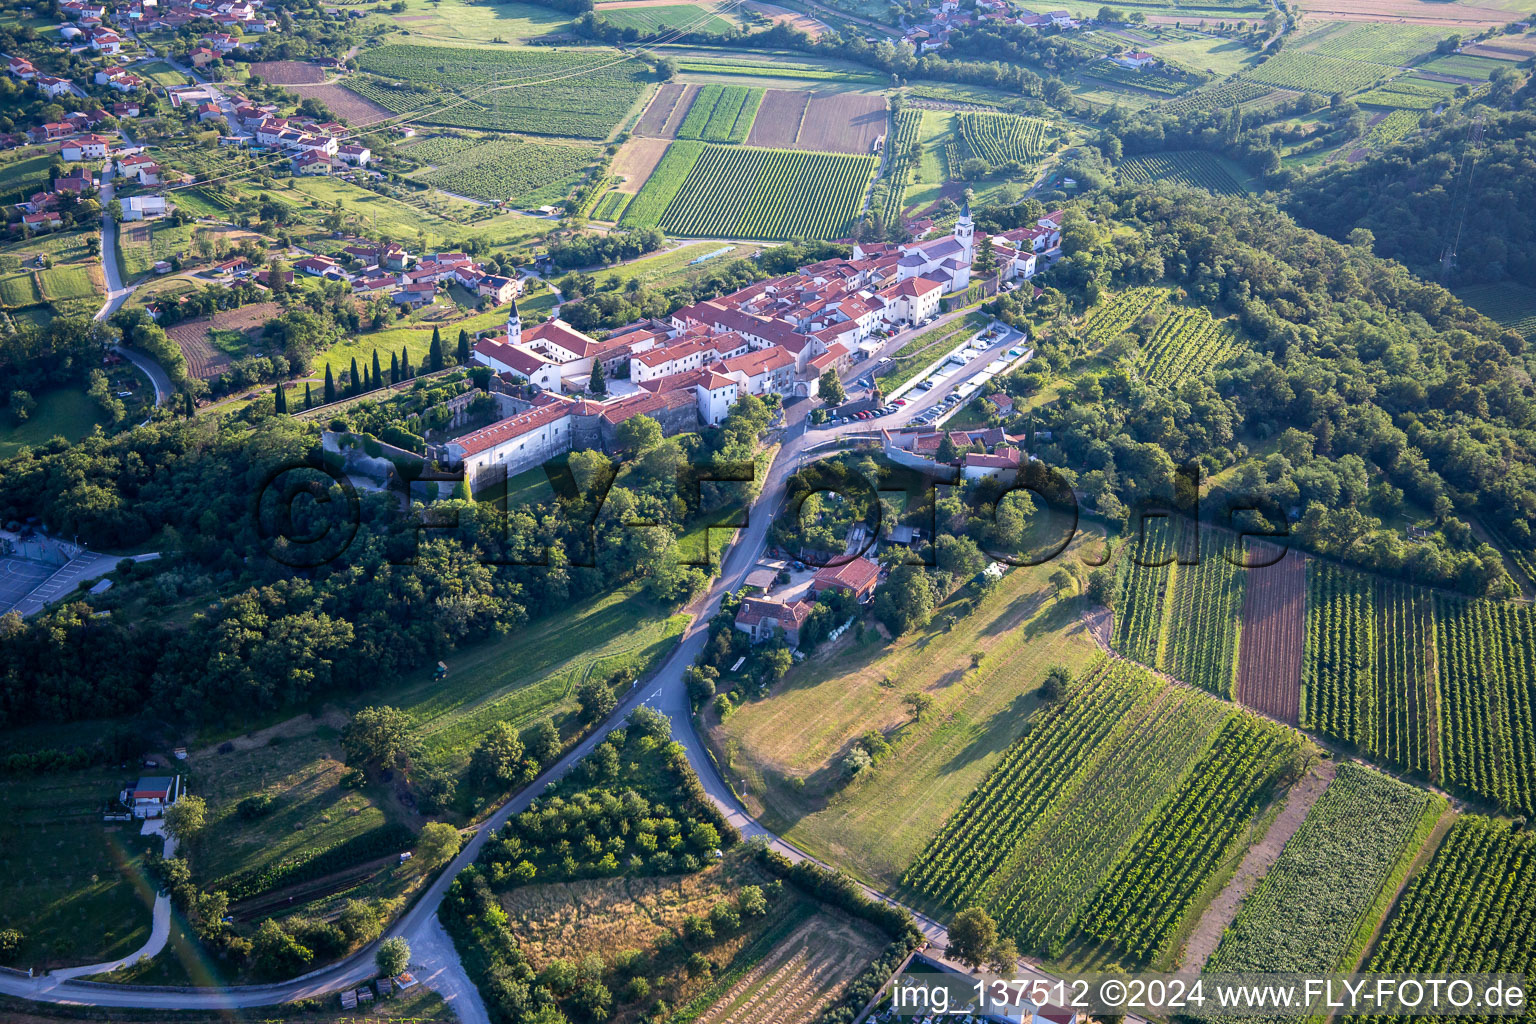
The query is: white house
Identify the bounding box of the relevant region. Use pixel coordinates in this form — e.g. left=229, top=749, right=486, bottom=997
left=62, top=133, right=112, bottom=161
left=1112, top=51, right=1156, bottom=68
left=122, top=194, right=169, bottom=221
left=123, top=774, right=181, bottom=818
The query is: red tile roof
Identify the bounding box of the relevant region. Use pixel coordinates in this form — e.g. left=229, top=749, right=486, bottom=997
left=812, top=555, right=880, bottom=595
left=452, top=401, right=571, bottom=457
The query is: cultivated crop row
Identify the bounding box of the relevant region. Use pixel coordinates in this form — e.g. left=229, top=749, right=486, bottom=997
left=1160, top=79, right=1272, bottom=115
left=901, top=664, right=1138, bottom=907
left=1349, top=815, right=1536, bottom=1024
left=1434, top=595, right=1536, bottom=816
left=1119, top=151, right=1248, bottom=196
left=1239, top=51, right=1388, bottom=94
left=955, top=112, right=1048, bottom=166
left=1087, top=59, right=1203, bottom=96
left=1134, top=302, right=1245, bottom=385
left=676, top=84, right=763, bottom=143
left=353, top=44, right=647, bottom=138
left=871, top=107, right=922, bottom=222
left=590, top=189, right=631, bottom=221
left=1235, top=541, right=1305, bottom=724
left=1162, top=533, right=1245, bottom=697
left=417, top=137, right=596, bottom=204
left=1112, top=514, right=1179, bottom=669
left=1364, top=110, right=1422, bottom=150
left=1357, top=77, right=1455, bottom=110
left=618, top=140, right=704, bottom=229
left=1208, top=763, right=1434, bottom=981
left=988, top=679, right=1231, bottom=956
left=652, top=145, right=875, bottom=240
left=1083, top=286, right=1168, bottom=350
left=1083, top=715, right=1303, bottom=964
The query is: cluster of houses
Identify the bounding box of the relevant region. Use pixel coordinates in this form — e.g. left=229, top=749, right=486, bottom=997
left=436, top=208, right=1063, bottom=494
left=904, top=1, right=1079, bottom=54
left=734, top=555, right=883, bottom=646
left=7, top=123, right=175, bottom=232
left=124, top=0, right=278, bottom=36
left=277, top=243, right=521, bottom=310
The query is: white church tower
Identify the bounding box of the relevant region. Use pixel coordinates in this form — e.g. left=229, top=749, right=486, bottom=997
left=505, top=299, right=521, bottom=346
left=954, top=201, right=975, bottom=262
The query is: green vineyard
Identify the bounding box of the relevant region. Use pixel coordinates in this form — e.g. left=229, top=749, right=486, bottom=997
left=903, top=662, right=1294, bottom=959
left=1134, top=302, right=1245, bottom=386
left=1453, top=281, right=1536, bottom=341
left=1082, top=715, right=1303, bottom=964
left=1113, top=515, right=1244, bottom=697
left=870, top=107, right=922, bottom=222
left=676, top=85, right=763, bottom=144
left=1302, top=562, right=1536, bottom=816
left=1357, top=77, right=1457, bottom=110
left=1208, top=764, right=1439, bottom=981
left=618, top=140, right=704, bottom=230
left=954, top=112, right=1049, bottom=166
left=352, top=45, right=648, bottom=138
left=1161, top=79, right=1273, bottom=115
left=412, top=136, right=597, bottom=204
left=590, top=189, right=631, bottom=221
left=1238, top=50, right=1390, bottom=95
left=1302, top=564, right=1437, bottom=778
left=625, top=144, right=876, bottom=240
left=1350, top=816, right=1536, bottom=1024
left=1434, top=595, right=1536, bottom=817
left=1119, top=151, right=1248, bottom=196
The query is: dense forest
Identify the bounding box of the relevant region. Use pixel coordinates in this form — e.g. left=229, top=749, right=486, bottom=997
left=983, top=191, right=1534, bottom=596
left=0, top=396, right=774, bottom=732
left=1285, top=108, right=1536, bottom=286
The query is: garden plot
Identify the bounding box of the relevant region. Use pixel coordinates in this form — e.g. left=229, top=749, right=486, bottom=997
left=745, top=89, right=810, bottom=148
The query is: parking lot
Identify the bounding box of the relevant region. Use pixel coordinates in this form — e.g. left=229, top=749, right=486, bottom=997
left=0, top=555, right=56, bottom=615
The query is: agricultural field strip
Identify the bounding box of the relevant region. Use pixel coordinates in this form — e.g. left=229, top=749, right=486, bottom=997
left=1207, top=763, right=1435, bottom=981
left=1302, top=561, right=1536, bottom=816
left=638, top=144, right=875, bottom=240
left=954, top=112, right=1049, bottom=166
left=903, top=662, right=1252, bottom=955
left=1081, top=715, right=1303, bottom=964
left=1347, top=815, right=1536, bottom=1024
left=1119, top=151, right=1248, bottom=196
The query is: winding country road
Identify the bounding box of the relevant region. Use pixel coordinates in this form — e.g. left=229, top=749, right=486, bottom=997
left=0, top=317, right=1045, bottom=1018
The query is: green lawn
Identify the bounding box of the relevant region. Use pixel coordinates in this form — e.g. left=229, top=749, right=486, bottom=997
left=384, top=0, right=572, bottom=43
left=0, top=227, right=97, bottom=271
left=0, top=387, right=106, bottom=459
left=713, top=547, right=1104, bottom=887
left=0, top=769, right=159, bottom=969
left=1147, top=35, right=1262, bottom=77
left=270, top=177, right=552, bottom=249
left=0, top=152, right=57, bottom=206
left=137, top=60, right=189, bottom=87
left=0, top=271, right=42, bottom=307
left=585, top=241, right=761, bottom=291
left=119, top=221, right=198, bottom=280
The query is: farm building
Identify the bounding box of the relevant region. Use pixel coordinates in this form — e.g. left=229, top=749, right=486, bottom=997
left=811, top=556, right=881, bottom=602
left=122, top=774, right=182, bottom=818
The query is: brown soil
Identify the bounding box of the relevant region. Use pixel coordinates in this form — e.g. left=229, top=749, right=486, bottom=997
left=746, top=89, right=809, bottom=148
left=793, top=91, right=886, bottom=154
left=612, top=136, right=672, bottom=192
left=289, top=83, right=393, bottom=126
left=741, top=0, right=828, bottom=39
left=1292, top=0, right=1514, bottom=25
left=1176, top=757, right=1337, bottom=973
left=250, top=60, right=327, bottom=85
left=636, top=82, right=696, bottom=138
left=1235, top=544, right=1305, bottom=725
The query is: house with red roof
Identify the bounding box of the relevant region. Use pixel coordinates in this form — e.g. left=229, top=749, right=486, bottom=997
left=735, top=596, right=814, bottom=646
left=811, top=555, right=881, bottom=602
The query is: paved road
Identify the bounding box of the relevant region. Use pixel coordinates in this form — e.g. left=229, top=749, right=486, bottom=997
left=0, top=334, right=1037, bottom=1012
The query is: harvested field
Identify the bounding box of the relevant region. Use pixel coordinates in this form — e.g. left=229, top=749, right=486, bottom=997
left=794, top=91, right=886, bottom=153
left=741, top=0, right=827, bottom=39
left=497, top=858, right=880, bottom=1024
left=636, top=82, right=698, bottom=138
left=1293, top=0, right=1515, bottom=26
left=1462, top=38, right=1536, bottom=60
left=694, top=913, right=881, bottom=1024
left=249, top=60, right=327, bottom=85
left=290, top=83, right=393, bottom=126
left=1235, top=542, right=1305, bottom=724
left=167, top=301, right=284, bottom=380
left=611, top=136, right=671, bottom=192
left=745, top=89, right=808, bottom=148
